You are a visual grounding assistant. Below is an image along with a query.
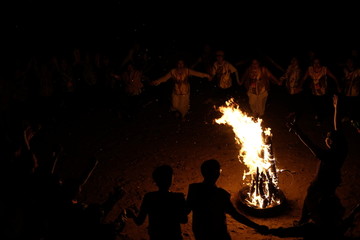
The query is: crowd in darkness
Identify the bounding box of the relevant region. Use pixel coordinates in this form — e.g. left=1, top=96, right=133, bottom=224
left=2, top=15, right=360, bottom=238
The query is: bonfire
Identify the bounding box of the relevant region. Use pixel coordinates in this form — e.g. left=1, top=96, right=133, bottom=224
left=215, top=98, right=284, bottom=210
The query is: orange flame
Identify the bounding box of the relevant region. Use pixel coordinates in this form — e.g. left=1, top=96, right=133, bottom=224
left=215, top=98, right=281, bottom=209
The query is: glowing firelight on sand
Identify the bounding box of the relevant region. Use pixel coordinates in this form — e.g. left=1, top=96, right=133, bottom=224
left=215, top=98, right=283, bottom=209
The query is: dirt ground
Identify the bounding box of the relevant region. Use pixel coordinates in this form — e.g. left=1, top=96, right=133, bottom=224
left=52, top=82, right=360, bottom=240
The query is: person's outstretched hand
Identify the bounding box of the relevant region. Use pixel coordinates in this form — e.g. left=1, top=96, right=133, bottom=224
left=150, top=81, right=158, bottom=86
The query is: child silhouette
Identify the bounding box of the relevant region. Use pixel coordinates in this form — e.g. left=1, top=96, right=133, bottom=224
left=186, top=159, right=268, bottom=240
left=127, top=165, right=187, bottom=240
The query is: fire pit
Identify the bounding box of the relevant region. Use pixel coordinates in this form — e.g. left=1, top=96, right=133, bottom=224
left=237, top=186, right=286, bottom=217
left=215, top=98, right=287, bottom=217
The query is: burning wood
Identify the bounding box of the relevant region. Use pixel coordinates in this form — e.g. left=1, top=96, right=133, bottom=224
left=215, top=98, right=284, bottom=210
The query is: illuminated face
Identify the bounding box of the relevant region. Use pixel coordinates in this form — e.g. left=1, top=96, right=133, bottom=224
left=216, top=51, right=225, bottom=61
left=313, top=59, right=320, bottom=67
left=177, top=60, right=185, bottom=68
left=251, top=59, right=260, bottom=68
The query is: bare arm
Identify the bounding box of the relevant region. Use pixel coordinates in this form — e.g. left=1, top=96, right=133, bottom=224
left=228, top=204, right=261, bottom=228
left=191, top=57, right=202, bottom=69
left=240, top=69, right=249, bottom=87
left=264, top=67, right=281, bottom=85
left=279, top=69, right=289, bottom=83
left=132, top=199, right=148, bottom=226
left=189, top=69, right=211, bottom=79
left=185, top=185, right=195, bottom=215
left=227, top=202, right=268, bottom=234
left=299, top=68, right=309, bottom=88
left=151, top=72, right=172, bottom=86
left=264, top=55, right=285, bottom=72
left=120, top=49, right=135, bottom=69
left=178, top=193, right=188, bottom=224
left=229, top=63, right=240, bottom=84
left=209, top=64, right=217, bottom=80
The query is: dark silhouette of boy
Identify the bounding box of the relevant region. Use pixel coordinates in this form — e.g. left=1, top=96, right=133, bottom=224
left=127, top=165, right=187, bottom=240
left=186, top=159, right=268, bottom=240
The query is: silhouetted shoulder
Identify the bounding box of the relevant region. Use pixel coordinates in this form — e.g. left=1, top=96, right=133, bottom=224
left=217, top=187, right=231, bottom=198
left=172, top=192, right=186, bottom=199
left=188, top=182, right=201, bottom=190
left=189, top=183, right=229, bottom=194
left=188, top=183, right=204, bottom=194
left=187, top=183, right=231, bottom=206
left=144, top=191, right=185, bottom=199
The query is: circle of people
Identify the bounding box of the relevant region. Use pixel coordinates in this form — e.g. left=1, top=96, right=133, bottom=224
left=132, top=46, right=359, bottom=129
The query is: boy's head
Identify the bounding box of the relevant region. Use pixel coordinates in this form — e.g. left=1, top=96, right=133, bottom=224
left=152, top=165, right=173, bottom=190
left=201, top=159, right=221, bottom=184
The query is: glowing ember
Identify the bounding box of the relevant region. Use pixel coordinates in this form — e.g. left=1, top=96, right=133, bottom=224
left=215, top=98, right=283, bottom=209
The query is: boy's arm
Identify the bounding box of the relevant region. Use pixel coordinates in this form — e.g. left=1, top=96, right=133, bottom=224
left=129, top=195, right=148, bottom=226
left=179, top=193, right=188, bottom=223
left=185, top=184, right=194, bottom=215
left=226, top=200, right=268, bottom=234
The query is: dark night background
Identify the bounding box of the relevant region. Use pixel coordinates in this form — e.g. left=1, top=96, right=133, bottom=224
left=3, top=1, right=360, bottom=240
left=10, top=0, right=360, bottom=60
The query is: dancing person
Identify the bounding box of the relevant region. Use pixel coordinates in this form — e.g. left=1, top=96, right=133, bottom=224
left=240, top=59, right=281, bottom=118
left=299, top=58, right=341, bottom=126
left=341, top=57, right=360, bottom=133
left=209, top=50, right=239, bottom=102
left=151, top=59, right=211, bottom=121
left=280, top=56, right=303, bottom=118
left=119, top=62, right=145, bottom=119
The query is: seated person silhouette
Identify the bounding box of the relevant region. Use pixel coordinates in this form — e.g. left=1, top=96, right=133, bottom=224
left=186, top=159, right=268, bottom=240
left=127, top=165, right=187, bottom=240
